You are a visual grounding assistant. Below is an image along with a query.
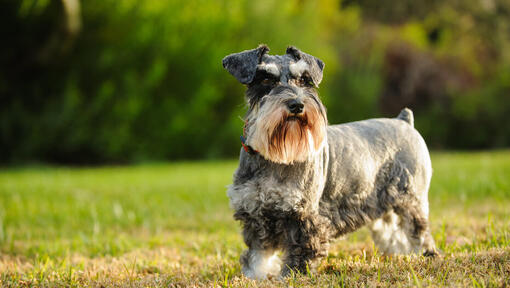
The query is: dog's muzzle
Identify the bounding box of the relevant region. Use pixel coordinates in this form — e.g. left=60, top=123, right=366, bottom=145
left=286, top=99, right=304, bottom=114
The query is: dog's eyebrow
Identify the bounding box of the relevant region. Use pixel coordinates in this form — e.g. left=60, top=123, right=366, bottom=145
left=289, top=59, right=309, bottom=77
left=257, top=63, right=280, bottom=77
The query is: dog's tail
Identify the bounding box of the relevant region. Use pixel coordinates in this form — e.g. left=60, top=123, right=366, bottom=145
left=397, top=108, right=414, bottom=127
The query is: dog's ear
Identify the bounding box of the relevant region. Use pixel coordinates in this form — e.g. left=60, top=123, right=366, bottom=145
left=286, top=46, right=325, bottom=87
left=222, top=44, right=270, bottom=84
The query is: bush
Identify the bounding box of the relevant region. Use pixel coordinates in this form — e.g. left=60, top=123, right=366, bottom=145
left=1, top=0, right=509, bottom=164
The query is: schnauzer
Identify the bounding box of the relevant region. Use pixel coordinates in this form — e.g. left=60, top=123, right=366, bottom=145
left=223, top=45, right=438, bottom=280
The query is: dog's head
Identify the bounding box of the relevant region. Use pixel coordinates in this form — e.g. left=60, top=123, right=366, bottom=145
left=223, top=45, right=327, bottom=164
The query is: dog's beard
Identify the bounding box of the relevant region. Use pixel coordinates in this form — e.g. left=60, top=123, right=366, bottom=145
left=247, top=98, right=326, bottom=164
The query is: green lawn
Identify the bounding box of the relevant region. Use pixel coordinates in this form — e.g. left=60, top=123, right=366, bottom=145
left=0, top=151, right=509, bottom=287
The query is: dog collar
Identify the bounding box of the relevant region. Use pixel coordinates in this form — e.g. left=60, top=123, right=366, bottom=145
left=240, top=135, right=258, bottom=155
left=240, top=123, right=258, bottom=155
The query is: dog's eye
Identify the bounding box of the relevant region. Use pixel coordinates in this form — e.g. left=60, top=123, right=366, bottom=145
left=300, top=76, right=314, bottom=87
left=261, top=78, right=275, bottom=86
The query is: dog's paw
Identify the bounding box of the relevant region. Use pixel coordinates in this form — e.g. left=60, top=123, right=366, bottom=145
left=242, top=251, right=281, bottom=280
left=423, top=248, right=441, bottom=258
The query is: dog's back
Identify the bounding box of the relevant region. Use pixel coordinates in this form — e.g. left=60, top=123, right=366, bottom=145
left=320, top=108, right=433, bottom=241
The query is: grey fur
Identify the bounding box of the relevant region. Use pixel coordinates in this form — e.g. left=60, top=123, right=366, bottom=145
left=222, top=44, right=269, bottom=84
left=397, top=107, right=414, bottom=126
left=224, top=45, right=438, bottom=280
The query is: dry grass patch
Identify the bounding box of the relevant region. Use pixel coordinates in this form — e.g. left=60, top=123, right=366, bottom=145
left=0, top=152, right=509, bottom=287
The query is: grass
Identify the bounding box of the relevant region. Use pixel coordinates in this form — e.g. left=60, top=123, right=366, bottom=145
left=0, top=151, right=509, bottom=287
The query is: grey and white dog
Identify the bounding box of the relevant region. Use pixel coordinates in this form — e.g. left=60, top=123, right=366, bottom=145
left=223, top=45, right=438, bottom=280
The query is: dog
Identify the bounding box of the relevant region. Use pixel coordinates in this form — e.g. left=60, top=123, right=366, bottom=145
left=223, top=45, right=438, bottom=280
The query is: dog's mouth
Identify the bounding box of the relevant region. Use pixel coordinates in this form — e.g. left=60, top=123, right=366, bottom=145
left=286, top=114, right=308, bottom=126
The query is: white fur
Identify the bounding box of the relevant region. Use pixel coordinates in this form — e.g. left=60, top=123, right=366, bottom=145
left=289, top=60, right=309, bottom=77
left=369, top=210, right=427, bottom=255
left=242, top=250, right=282, bottom=280
left=258, top=63, right=280, bottom=76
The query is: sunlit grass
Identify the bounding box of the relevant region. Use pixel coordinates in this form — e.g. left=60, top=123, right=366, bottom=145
left=0, top=151, right=509, bottom=287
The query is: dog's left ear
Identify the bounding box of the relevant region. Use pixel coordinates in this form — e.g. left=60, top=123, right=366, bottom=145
left=222, top=44, right=270, bottom=84
left=286, top=46, right=325, bottom=87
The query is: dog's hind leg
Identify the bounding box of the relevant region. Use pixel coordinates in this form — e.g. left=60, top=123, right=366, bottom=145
left=422, top=229, right=439, bottom=257
left=369, top=200, right=438, bottom=256
left=418, top=198, right=440, bottom=257
left=393, top=176, right=439, bottom=257
left=370, top=159, right=438, bottom=256
left=394, top=198, right=439, bottom=256
left=369, top=210, right=413, bottom=255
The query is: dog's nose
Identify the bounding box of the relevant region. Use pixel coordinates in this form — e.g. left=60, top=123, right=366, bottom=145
left=287, top=99, right=304, bottom=114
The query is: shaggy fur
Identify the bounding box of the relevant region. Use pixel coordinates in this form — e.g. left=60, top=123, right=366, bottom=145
left=223, top=45, right=438, bottom=280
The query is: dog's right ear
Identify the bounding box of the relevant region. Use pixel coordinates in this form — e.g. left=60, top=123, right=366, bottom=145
left=222, top=44, right=269, bottom=84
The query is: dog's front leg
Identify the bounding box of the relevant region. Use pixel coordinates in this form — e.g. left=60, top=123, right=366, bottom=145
left=281, top=212, right=330, bottom=277
left=240, top=247, right=281, bottom=280
left=238, top=214, right=283, bottom=280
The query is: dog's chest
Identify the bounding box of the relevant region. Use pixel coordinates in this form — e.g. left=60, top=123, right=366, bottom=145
left=228, top=156, right=326, bottom=215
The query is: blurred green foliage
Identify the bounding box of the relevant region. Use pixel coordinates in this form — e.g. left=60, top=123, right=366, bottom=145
left=1, top=0, right=509, bottom=164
